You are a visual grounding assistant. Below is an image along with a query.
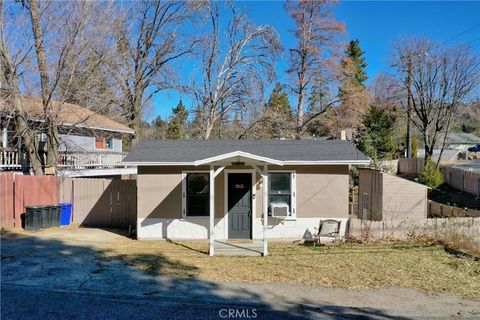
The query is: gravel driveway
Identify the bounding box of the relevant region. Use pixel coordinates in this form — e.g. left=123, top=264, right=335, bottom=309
left=1, top=227, right=479, bottom=319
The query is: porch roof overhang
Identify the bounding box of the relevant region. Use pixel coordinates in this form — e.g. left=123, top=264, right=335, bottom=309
left=193, top=151, right=284, bottom=166
left=122, top=151, right=371, bottom=167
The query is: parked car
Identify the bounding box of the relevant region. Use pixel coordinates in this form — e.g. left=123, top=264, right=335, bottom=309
left=467, top=145, right=480, bottom=152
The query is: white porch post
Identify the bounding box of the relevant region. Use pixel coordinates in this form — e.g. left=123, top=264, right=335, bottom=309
left=262, top=164, right=269, bottom=256
left=209, top=164, right=215, bottom=256
left=2, top=126, right=7, bottom=148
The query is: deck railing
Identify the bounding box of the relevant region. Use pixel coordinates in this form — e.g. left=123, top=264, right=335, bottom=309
left=0, top=148, right=127, bottom=170
left=58, top=151, right=127, bottom=169
left=0, top=148, right=21, bottom=168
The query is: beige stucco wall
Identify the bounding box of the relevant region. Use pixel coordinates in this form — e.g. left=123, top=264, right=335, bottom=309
left=137, top=164, right=350, bottom=221
left=137, top=166, right=224, bottom=220
left=256, top=165, right=349, bottom=219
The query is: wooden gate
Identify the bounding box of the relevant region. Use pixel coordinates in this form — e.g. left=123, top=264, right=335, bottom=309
left=59, top=178, right=136, bottom=228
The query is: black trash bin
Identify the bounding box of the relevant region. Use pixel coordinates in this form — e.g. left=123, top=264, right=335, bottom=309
left=25, top=206, right=42, bottom=231
left=50, top=205, right=61, bottom=227
left=40, top=206, right=51, bottom=228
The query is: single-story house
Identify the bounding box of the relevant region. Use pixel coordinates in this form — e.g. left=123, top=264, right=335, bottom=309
left=417, top=148, right=463, bottom=163
left=431, top=132, right=480, bottom=151
left=123, top=140, right=370, bottom=255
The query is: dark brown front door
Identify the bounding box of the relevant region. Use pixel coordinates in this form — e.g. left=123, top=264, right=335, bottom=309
left=228, top=173, right=252, bottom=239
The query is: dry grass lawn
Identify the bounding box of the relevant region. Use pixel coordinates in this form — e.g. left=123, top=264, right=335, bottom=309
left=99, top=239, right=480, bottom=298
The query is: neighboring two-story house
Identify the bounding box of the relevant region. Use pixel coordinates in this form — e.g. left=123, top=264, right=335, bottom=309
left=1, top=96, right=135, bottom=177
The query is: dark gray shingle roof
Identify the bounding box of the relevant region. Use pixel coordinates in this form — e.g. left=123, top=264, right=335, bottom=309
left=444, top=133, right=480, bottom=145
left=123, top=139, right=369, bottom=164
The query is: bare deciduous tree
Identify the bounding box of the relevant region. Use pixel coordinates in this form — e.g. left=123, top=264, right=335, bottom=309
left=394, top=38, right=480, bottom=165
left=1, top=0, right=44, bottom=174
left=104, top=0, right=195, bottom=144
left=190, top=1, right=282, bottom=139
left=285, top=0, right=344, bottom=139
left=2, top=0, right=123, bottom=174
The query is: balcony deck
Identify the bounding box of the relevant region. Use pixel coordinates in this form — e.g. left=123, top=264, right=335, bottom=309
left=1, top=148, right=136, bottom=177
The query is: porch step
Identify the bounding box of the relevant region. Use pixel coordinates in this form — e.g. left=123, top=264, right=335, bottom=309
left=215, top=248, right=263, bottom=257
left=214, top=241, right=263, bottom=256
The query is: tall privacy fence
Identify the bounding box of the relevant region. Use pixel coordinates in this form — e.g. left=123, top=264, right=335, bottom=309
left=441, top=166, right=480, bottom=198
left=0, top=172, right=136, bottom=229
left=397, top=158, right=424, bottom=176
left=397, top=158, right=480, bottom=197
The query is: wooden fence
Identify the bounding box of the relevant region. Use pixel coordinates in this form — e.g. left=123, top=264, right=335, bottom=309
left=59, top=178, right=136, bottom=228
left=0, top=173, right=136, bottom=229
left=0, top=173, right=57, bottom=228
left=428, top=200, right=480, bottom=218
left=398, top=158, right=424, bottom=176
left=0, top=173, right=14, bottom=228
left=441, top=166, right=480, bottom=198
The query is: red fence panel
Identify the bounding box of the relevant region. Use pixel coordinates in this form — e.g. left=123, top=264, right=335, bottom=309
left=14, top=175, right=58, bottom=227
left=0, top=173, right=15, bottom=228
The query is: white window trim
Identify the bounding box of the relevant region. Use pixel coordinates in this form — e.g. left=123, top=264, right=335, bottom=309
left=268, top=170, right=297, bottom=220
left=181, top=170, right=210, bottom=219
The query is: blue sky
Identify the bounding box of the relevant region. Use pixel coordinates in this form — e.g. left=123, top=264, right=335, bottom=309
left=151, top=0, right=480, bottom=121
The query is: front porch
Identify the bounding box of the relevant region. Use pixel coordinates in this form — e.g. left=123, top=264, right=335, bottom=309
left=200, top=151, right=282, bottom=257
left=214, top=240, right=264, bottom=256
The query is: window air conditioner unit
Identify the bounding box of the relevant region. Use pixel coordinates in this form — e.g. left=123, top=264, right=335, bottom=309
left=270, top=203, right=289, bottom=218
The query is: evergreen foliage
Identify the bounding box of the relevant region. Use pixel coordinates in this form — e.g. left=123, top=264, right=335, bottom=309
left=356, top=105, right=396, bottom=162
left=265, top=83, right=291, bottom=116
left=343, top=39, right=368, bottom=88
left=166, top=100, right=189, bottom=139
left=420, top=160, right=444, bottom=189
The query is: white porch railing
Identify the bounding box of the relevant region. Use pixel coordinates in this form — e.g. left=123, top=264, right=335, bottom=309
left=0, top=148, right=21, bottom=168
left=59, top=151, right=127, bottom=169
left=0, top=148, right=127, bottom=170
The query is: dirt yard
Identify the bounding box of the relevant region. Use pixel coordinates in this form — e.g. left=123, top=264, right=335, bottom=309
left=2, top=227, right=479, bottom=299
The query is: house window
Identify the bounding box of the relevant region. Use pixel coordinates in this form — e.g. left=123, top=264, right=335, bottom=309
left=95, top=137, right=114, bottom=150
left=268, top=171, right=296, bottom=218
left=95, top=138, right=105, bottom=149
left=182, top=172, right=210, bottom=217
left=106, top=138, right=113, bottom=150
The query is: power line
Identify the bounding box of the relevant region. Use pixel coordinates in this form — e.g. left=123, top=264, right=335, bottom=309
left=444, top=24, right=480, bottom=44
left=466, top=37, right=480, bottom=50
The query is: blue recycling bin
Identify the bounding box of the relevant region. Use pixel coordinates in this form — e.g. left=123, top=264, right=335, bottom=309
left=59, top=203, right=72, bottom=226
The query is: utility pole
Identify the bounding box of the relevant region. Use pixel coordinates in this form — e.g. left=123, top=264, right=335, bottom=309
left=405, top=53, right=413, bottom=158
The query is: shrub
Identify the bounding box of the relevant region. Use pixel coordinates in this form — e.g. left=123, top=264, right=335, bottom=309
left=419, top=160, right=444, bottom=189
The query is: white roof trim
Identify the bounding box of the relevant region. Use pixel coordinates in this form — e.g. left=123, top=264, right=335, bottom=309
left=122, top=161, right=196, bottom=166
left=122, top=159, right=371, bottom=166
left=193, top=151, right=284, bottom=166
left=284, top=160, right=371, bottom=165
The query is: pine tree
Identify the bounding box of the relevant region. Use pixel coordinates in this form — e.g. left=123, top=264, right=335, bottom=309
left=343, top=39, right=368, bottom=88
left=166, top=100, right=189, bottom=139
left=261, top=83, right=293, bottom=138
left=335, top=39, right=370, bottom=136
left=151, top=116, right=167, bottom=139
left=356, top=105, right=397, bottom=164
left=265, top=83, right=291, bottom=116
